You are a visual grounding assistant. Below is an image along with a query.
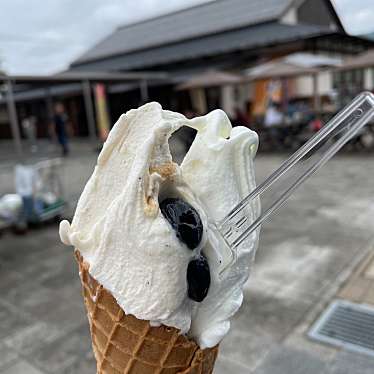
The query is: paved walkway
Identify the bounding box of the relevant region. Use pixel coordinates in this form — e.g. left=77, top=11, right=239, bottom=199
left=1, top=141, right=374, bottom=373
left=339, top=251, right=374, bottom=305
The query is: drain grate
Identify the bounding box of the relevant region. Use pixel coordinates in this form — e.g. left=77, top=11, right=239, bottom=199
left=309, top=300, right=374, bottom=357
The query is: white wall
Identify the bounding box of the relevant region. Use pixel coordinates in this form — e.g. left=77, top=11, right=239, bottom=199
left=281, top=7, right=297, bottom=25
left=220, top=83, right=253, bottom=117
left=364, top=68, right=373, bottom=90
left=221, top=85, right=235, bottom=118
left=294, top=71, right=333, bottom=98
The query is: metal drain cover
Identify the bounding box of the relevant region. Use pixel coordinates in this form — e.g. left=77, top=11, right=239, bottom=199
left=309, top=300, right=374, bottom=356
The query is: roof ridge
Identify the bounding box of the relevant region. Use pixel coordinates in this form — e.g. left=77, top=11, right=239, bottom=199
left=116, top=0, right=217, bottom=31
left=71, top=0, right=299, bottom=66
left=73, top=19, right=278, bottom=66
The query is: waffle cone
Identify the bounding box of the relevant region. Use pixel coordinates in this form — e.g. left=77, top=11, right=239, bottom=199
left=75, top=251, right=218, bottom=374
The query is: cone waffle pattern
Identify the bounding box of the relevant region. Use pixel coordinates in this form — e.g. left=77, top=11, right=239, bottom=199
left=76, top=252, right=218, bottom=374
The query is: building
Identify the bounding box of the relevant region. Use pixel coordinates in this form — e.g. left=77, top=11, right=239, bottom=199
left=333, top=49, right=374, bottom=106
left=71, top=0, right=368, bottom=73
left=0, top=72, right=167, bottom=150
left=68, top=0, right=372, bottom=117
left=1, top=0, right=373, bottom=142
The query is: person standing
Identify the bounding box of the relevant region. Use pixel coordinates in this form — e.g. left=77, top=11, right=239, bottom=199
left=264, top=102, right=284, bottom=149
left=53, top=102, right=70, bottom=156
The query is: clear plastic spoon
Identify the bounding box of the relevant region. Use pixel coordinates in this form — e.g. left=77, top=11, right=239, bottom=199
left=214, top=91, right=374, bottom=274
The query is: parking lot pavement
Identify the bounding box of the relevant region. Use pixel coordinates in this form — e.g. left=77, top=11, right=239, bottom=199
left=1, top=141, right=374, bottom=373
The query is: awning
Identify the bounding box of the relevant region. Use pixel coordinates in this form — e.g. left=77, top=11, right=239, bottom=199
left=245, top=61, right=320, bottom=81
left=176, top=70, right=244, bottom=90
left=338, top=49, right=374, bottom=71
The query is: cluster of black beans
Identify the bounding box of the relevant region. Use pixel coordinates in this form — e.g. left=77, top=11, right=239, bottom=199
left=160, top=198, right=210, bottom=302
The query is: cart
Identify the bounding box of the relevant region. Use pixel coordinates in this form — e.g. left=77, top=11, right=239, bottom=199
left=15, top=158, right=66, bottom=225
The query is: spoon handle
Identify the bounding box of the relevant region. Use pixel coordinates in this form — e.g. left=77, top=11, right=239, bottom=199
left=219, top=91, right=374, bottom=260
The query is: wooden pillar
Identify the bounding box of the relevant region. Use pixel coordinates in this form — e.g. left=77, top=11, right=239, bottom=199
left=82, top=80, right=97, bottom=143
left=140, top=80, right=149, bottom=103
left=45, top=87, right=54, bottom=122
left=6, top=80, right=23, bottom=157
left=313, top=73, right=321, bottom=114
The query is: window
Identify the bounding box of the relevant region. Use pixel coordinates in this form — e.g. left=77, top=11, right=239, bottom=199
left=333, top=69, right=364, bottom=106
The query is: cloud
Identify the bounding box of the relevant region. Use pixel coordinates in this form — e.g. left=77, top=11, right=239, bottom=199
left=332, top=0, right=374, bottom=35
left=0, top=0, right=210, bottom=74
left=0, top=0, right=373, bottom=74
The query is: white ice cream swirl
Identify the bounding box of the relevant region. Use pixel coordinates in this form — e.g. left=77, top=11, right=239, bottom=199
left=59, top=102, right=260, bottom=348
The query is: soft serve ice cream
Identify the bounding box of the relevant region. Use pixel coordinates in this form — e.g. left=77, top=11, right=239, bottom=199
left=59, top=102, right=260, bottom=349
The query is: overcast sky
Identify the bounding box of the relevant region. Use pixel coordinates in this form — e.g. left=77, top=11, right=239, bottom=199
left=0, top=0, right=373, bottom=75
